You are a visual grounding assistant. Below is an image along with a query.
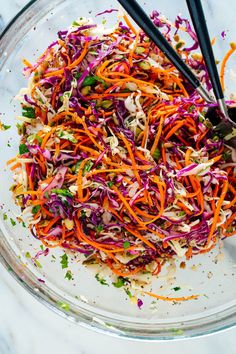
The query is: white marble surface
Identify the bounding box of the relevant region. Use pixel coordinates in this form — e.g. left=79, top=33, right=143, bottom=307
left=1, top=2, right=236, bottom=354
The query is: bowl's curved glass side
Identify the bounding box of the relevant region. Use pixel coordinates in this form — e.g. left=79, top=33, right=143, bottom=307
left=1, top=223, right=236, bottom=340
left=0, top=0, right=236, bottom=340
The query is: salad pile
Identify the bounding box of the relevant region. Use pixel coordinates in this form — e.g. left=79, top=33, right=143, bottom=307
left=8, top=10, right=236, bottom=295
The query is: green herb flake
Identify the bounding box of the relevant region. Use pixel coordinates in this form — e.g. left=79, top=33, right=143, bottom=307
left=175, top=41, right=185, bottom=50
left=75, top=73, right=107, bottom=87
left=107, top=181, right=114, bottom=188
left=57, top=301, right=70, bottom=311
left=25, top=252, right=31, bottom=259
left=72, top=20, right=80, bottom=26
left=65, top=270, right=73, bottom=280
left=171, top=328, right=184, bottom=336
left=40, top=244, right=44, bottom=251
left=83, top=160, right=93, bottom=174
left=222, top=151, right=231, bottom=161
left=44, top=191, right=49, bottom=199
left=56, top=130, right=78, bottom=144
left=7, top=142, right=11, bottom=147
left=95, top=273, right=108, bottom=286
left=3, top=213, right=8, bottom=221
left=95, top=224, right=103, bottom=234
left=34, top=260, right=42, bottom=268
left=112, top=277, right=126, bottom=288
left=10, top=218, right=16, bottom=226
left=60, top=91, right=71, bottom=102
left=178, top=211, right=186, bottom=216
left=123, top=241, right=131, bottom=249
left=22, top=106, right=36, bottom=119
left=51, top=189, right=73, bottom=198
left=80, top=210, right=86, bottom=218
left=75, top=72, right=82, bottom=79
left=152, top=148, right=161, bottom=160
left=32, top=205, right=40, bottom=214
left=22, top=221, right=26, bottom=228
left=226, top=226, right=234, bottom=233
left=188, top=105, right=195, bottom=112
left=60, top=253, right=69, bottom=269
left=172, top=286, right=181, bottom=291
left=2, top=124, right=11, bottom=130
left=19, top=143, right=29, bottom=155
left=124, top=288, right=133, bottom=298
left=27, top=134, right=42, bottom=145
left=82, top=76, right=98, bottom=87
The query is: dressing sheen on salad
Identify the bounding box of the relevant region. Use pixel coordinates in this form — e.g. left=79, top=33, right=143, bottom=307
left=7, top=10, right=236, bottom=303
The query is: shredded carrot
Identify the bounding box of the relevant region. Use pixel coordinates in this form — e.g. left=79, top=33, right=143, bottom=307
left=220, top=43, right=236, bottom=91
left=123, top=14, right=137, bottom=35
left=142, top=291, right=199, bottom=302
left=150, top=115, right=164, bottom=156
left=207, top=181, right=229, bottom=244
left=44, top=41, right=89, bottom=77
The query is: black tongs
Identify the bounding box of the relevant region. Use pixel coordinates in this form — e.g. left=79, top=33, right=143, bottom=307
left=117, top=0, right=236, bottom=147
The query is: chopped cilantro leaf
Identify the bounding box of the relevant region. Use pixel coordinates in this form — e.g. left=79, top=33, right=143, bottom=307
left=40, top=245, right=44, bottom=251
left=73, top=160, right=82, bottom=173
left=82, top=76, right=98, bottom=87
left=72, top=20, right=80, bottom=26
left=65, top=270, right=73, bottom=280
left=80, top=210, right=86, bottom=218
left=107, top=181, right=114, bottom=188
left=22, top=221, right=26, bottom=228
left=56, top=130, right=78, bottom=143
left=95, top=273, right=108, bottom=286
left=112, top=277, right=126, bottom=288
left=152, top=148, right=161, bottom=160
left=19, top=143, right=29, bottom=155
left=25, top=252, right=31, bottom=259
left=124, top=288, right=133, bottom=298
left=75, top=73, right=107, bottom=87
left=83, top=160, right=93, bottom=174
left=34, top=260, right=42, bottom=268
left=22, top=106, right=36, bottom=119
left=60, top=91, right=71, bottom=102
left=188, top=105, right=195, bottom=112
left=171, top=328, right=184, bottom=335
left=44, top=191, right=49, bottom=199
left=222, top=151, right=231, bottom=161
left=51, top=189, right=73, bottom=198
left=10, top=218, right=16, bottom=226
left=3, top=213, right=8, bottom=221
left=32, top=205, right=40, bottom=214
left=3, top=124, right=11, bottom=130
left=27, top=133, right=42, bottom=145
left=172, top=286, right=181, bottom=291
left=75, top=72, right=82, bottom=79
left=123, top=241, right=130, bottom=249
left=60, top=253, right=69, bottom=269
left=57, top=301, right=70, bottom=311
left=95, top=224, right=103, bottom=233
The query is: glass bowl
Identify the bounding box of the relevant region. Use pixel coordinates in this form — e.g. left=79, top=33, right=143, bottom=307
left=0, top=0, right=236, bottom=341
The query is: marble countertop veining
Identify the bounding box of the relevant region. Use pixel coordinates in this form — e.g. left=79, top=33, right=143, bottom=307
left=1, top=2, right=236, bottom=354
